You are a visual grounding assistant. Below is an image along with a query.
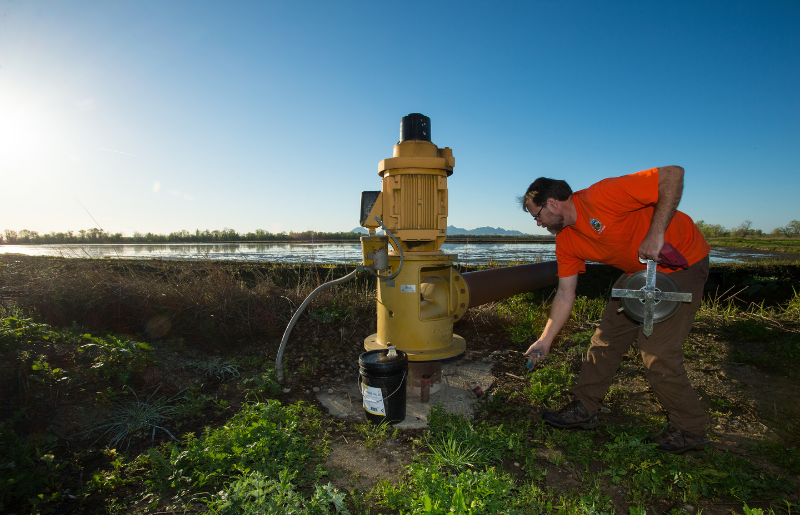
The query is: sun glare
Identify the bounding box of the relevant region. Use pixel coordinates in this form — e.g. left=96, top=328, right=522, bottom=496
left=0, top=101, right=61, bottom=168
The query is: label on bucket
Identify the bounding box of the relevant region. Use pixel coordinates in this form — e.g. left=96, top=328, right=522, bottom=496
left=361, top=384, right=386, bottom=416
left=400, top=284, right=416, bottom=293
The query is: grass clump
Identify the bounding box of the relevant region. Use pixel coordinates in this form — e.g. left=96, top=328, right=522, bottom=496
left=192, top=356, right=240, bottom=381
left=570, top=295, right=605, bottom=327
left=424, top=436, right=492, bottom=471
left=77, top=386, right=181, bottom=451
left=427, top=405, right=528, bottom=461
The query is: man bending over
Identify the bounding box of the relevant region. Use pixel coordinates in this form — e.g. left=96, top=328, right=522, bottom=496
left=521, top=167, right=709, bottom=454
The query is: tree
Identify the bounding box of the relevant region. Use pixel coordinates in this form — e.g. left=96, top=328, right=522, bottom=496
left=694, top=220, right=729, bottom=238
left=732, top=220, right=753, bottom=238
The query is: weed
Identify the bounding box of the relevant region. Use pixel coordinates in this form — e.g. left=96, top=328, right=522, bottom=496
left=544, top=429, right=595, bottom=469
left=207, top=468, right=350, bottom=515
left=725, top=318, right=776, bottom=341
left=239, top=366, right=283, bottom=399
left=174, top=386, right=215, bottom=418
left=565, top=329, right=594, bottom=346
left=310, top=299, right=351, bottom=324
left=193, top=356, right=240, bottom=381
left=375, top=463, right=518, bottom=515
left=0, top=316, right=64, bottom=350
left=77, top=333, right=155, bottom=384
left=0, top=424, right=64, bottom=514
left=498, top=293, right=549, bottom=345
left=146, top=400, right=328, bottom=498
left=77, top=386, right=182, bottom=451
left=571, top=296, right=606, bottom=327
left=711, top=397, right=736, bottom=411
left=595, top=424, right=795, bottom=506
left=353, top=421, right=396, bottom=449
left=524, top=363, right=574, bottom=406
left=298, top=357, right=321, bottom=378
left=480, top=388, right=513, bottom=414
left=521, top=450, right=548, bottom=481
left=29, top=355, right=67, bottom=387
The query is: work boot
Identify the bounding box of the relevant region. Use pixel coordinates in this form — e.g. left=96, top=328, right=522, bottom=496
left=542, top=400, right=599, bottom=430
left=645, top=424, right=709, bottom=454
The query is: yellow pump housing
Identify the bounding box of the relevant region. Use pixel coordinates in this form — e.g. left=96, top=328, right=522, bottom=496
left=360, top=114, right=468, bottom=361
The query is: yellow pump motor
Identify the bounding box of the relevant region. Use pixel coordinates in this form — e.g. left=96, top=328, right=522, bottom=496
left=359, top=114, right=468, bottom=361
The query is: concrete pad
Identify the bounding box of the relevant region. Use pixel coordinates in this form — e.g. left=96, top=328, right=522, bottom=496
left=316, top=360, right=494, bottom=428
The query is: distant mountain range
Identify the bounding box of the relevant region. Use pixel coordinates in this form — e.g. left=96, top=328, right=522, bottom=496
left=350, top=225, right=527, bottom=236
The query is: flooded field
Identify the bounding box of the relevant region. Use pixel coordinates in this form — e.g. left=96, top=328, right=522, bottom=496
left=0, top=241, right=797, bottom=264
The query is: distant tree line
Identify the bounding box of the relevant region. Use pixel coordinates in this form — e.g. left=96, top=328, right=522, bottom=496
left=0, top=228, right=363, bottom=244
left=694, top=220, right=800, bottom=239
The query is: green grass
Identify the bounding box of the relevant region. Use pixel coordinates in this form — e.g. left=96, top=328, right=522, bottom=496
left=498, top=293, right=550, bottom=345
left=2, top=257, right=800, bottom=514
left=707, top=237, right=800, bottom=253
left=375, top=463, right=519, bottom=515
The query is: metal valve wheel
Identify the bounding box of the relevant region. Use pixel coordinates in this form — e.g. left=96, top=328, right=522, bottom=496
left=618, top=270, right=682, bottom=324
left=612, top=260, right=692, bottom=337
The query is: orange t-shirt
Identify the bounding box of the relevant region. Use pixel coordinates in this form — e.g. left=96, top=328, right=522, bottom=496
left=555, top=168, right=710, bottom=277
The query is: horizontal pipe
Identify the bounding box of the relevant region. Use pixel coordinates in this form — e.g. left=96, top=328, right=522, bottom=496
left=463, top=261, right=559, bottom=308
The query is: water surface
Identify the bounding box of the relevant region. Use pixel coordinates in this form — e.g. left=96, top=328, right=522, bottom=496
left=0, top=242, right=793, bottom=264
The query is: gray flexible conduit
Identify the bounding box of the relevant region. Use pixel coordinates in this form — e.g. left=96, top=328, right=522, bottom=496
left=274, top=216, right=403, bottom=383
left=275, top=269, right=358, bottom=383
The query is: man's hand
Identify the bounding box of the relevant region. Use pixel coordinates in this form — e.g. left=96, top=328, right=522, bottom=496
left=638, top=232, right=665, bottom=262
left=520, top=275, right=577, bottom=370
left=525, top=339, right=551, bottom=368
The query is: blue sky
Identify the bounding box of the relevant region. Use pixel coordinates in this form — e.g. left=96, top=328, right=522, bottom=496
left=1, top=0, right=797, bottom=236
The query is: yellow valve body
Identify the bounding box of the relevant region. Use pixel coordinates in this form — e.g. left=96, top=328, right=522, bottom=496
left=363, top=254, right=469, bottom=361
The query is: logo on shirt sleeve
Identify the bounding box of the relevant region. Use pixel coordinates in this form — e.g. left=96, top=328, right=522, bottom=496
left=589, top=218, right=604, bottom=233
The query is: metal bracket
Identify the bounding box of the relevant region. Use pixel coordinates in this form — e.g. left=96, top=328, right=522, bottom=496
left=611, top=260, right=692, bottom=337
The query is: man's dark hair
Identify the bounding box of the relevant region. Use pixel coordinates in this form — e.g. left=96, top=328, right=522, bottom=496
left=519, top=178, right=573, bottom=212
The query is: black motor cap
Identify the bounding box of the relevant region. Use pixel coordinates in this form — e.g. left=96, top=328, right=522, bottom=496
left=399, top=113, right=431, bottom=142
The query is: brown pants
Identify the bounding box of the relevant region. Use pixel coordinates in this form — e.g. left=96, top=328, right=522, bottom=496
left=572, top=256, right=709, bottom=434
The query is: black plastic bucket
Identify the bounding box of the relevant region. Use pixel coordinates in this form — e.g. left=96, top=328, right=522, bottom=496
left=359, top=348, right=408, bottom=425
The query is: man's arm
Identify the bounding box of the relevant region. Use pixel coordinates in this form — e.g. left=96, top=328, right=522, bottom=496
left=638, top=165, right=684, bottom=261
left=524, top=274, right=578, bottom=366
